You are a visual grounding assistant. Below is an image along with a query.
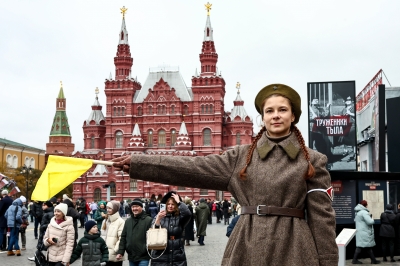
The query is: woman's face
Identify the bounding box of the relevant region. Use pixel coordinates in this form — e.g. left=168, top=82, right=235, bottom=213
left=262, top=95, right=295, bottom=138
left=107, top=206, right=113, bottom=215
left=54, top=209, right=64, bottom=220
left=100, top=203, right=105, bottom=209
left=166, top=199, right=176, bottom=213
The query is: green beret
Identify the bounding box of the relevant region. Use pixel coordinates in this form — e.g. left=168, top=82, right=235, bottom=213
left=254, top=83, right=302, bottom=125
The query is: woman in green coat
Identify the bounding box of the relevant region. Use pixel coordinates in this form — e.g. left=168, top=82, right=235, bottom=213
left=93, top=201, right=107, bottom=231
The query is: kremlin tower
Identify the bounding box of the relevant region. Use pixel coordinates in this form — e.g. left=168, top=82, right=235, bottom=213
left=45, top=82, right=75, bottom=163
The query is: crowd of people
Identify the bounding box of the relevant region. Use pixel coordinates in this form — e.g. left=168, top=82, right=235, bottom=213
left=0, top=188, right=235, bottom=266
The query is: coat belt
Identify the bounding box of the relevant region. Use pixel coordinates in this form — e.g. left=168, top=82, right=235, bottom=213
left=241, top=205, right=304, bottom=219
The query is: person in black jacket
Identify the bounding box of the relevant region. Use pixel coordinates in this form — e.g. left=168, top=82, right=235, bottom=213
left=28, top=200, right=55, bottom=262
left=184, top=198, right=195, bottom=246
left=70, top=220, right=109, bottom=266
left=380, top=204, right=396, bottom=262
left=145, top=195, right=158, bottom=219
left=222, top=199, right=231, bottom=225
left=0, top=190, right=13, bottom=251
left=151, top=191, right=191, bottom=266
left=116, top=199, right=152, bottom=265
left=31, top=201, right=43, bottom=239
left=63, top=198, right=81, bottom=248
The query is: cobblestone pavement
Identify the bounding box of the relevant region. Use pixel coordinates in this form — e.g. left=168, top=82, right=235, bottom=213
left=1, top=217, right=400, bottom=265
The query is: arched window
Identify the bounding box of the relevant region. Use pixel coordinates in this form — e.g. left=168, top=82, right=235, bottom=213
left=115, top=131, right=123, bottom=148
left=171, top=130, right=176, bottom=147
left=236, top=132, right=241, bottom=145
left=157, top=105, right=161, bottom=114
left=138, top=107, right=142, bottom=116
left=122, top=108, right=125, bottom=116
left=158, top=130, right=166, bottom=147
left=203, top=129, right=211, bottom=146
left=12, top=155, right=18, bottom=168
left=205, top=105, right=208, bottom=113
left=148, top=130, right=153, bottom=147
left=171, top=105, right=175, bottom=114
left=149, top=106, right=153, bottom=115
left=201, top=105, right=204, bottom=114
left=162, top=106, right=166, bottom=114
left=130, top=179, right=137, bottom=191
left=30, top=158, right=35, bottom=168
left=210, top=105, right=213, bottom=113
left=25, top=157, right=29, bottom=166
left=117, top=107, right=121, bottom=116
left=184, top=105, right=189, bottom=115
left=94, top=188, right=102, bottom=202
left=113, top=107, right=116, bottom=116
left=6, top=154, right=12, bottom=167
left=110, top=182, right=116, bottom=196
left=91, top=136, right=95, bottom=148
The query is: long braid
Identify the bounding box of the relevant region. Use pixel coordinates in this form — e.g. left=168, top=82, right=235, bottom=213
left=239, top=126, right=266, bottom=180
left=293, top=125, right=315, bottom=180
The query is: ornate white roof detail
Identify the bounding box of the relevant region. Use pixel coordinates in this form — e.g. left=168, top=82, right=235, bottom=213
left=229, top=83, right=252, bottom=122
left=128, top=123, right=145, bottom=150
left=175, top=121, right=192, bottom=150
left=178, top=121, right=188, bottom=135
left=119, top=17, right=129, bottom=45
left=203, top=15, right=214, bottom=41
left=92, top=164, right=109, bottom=175
left=132, top=123, right=141, bottom=136
left=134, top=69, right=192, bottom=103
left=195, top=68, right=198, bottom=77
left=86, top=92, right=105, bottom=125
left=109, top=72, right=112, bottom=80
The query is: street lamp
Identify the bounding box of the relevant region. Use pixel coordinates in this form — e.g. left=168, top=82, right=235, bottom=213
left=21, top=164, right=33, bottom=199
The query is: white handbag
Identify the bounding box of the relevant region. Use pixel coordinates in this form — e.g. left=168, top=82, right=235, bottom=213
left=146, top=224, right=167, bottom=259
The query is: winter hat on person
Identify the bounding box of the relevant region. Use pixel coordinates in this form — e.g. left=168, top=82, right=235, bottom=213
left=130, top=198, right=143, bottom=208
left=360, top=200, right=368, bottom=207
left=107, top=200, right=120, bottom=214
left=62, top=194, right=72, bottom=201
left=85, top=220, right=97, bottom=232
left=19, top=195, right=27, bottom=203
left=1, top=189, right=8, bottom=195
left=43, top=201, right=53, bottom=208
left=54, top=203, right=68, bottom=217
left=199, top=198, right=205, bottom=203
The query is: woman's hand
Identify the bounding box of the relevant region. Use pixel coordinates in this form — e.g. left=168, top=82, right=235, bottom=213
left=172, top=193, right=180, bottom=203
left=155, top=210, right=166, bottom=225
left=112, top=155, right=131, bottom=174
left=47, top=238, right=56, bottom=245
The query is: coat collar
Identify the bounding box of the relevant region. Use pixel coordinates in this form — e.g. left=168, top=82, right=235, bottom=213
left=256, top=132, right=300, bottom=160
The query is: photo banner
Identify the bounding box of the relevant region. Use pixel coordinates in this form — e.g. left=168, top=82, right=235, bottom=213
left=308, top=81, right=357, bottom=171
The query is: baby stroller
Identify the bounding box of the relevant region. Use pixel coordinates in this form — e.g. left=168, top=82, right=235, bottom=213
left=34, top=244, right=48, bottom=266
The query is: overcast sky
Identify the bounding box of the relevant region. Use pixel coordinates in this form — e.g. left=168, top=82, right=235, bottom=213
left=1, top=1, right=399, bottom=152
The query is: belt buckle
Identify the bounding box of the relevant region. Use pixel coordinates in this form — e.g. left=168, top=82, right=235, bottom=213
left=256, top=205, right=267, bottom=216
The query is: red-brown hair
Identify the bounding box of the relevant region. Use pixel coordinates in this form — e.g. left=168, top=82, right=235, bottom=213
left=239, top=94, right=315, bottom=181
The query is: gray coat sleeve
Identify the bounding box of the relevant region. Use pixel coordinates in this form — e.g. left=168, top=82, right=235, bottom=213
left=129, top=146, right=241, bottom=191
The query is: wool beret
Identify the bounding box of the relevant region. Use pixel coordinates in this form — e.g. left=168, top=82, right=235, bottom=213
left=255, top=83, right=302, bottom=125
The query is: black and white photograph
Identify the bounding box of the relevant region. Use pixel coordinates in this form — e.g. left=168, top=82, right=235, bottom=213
left=308, top=81, right=357, bottom=171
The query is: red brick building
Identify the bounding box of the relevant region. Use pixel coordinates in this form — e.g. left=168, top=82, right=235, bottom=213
left=72, top=11, right=253, bottom=202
